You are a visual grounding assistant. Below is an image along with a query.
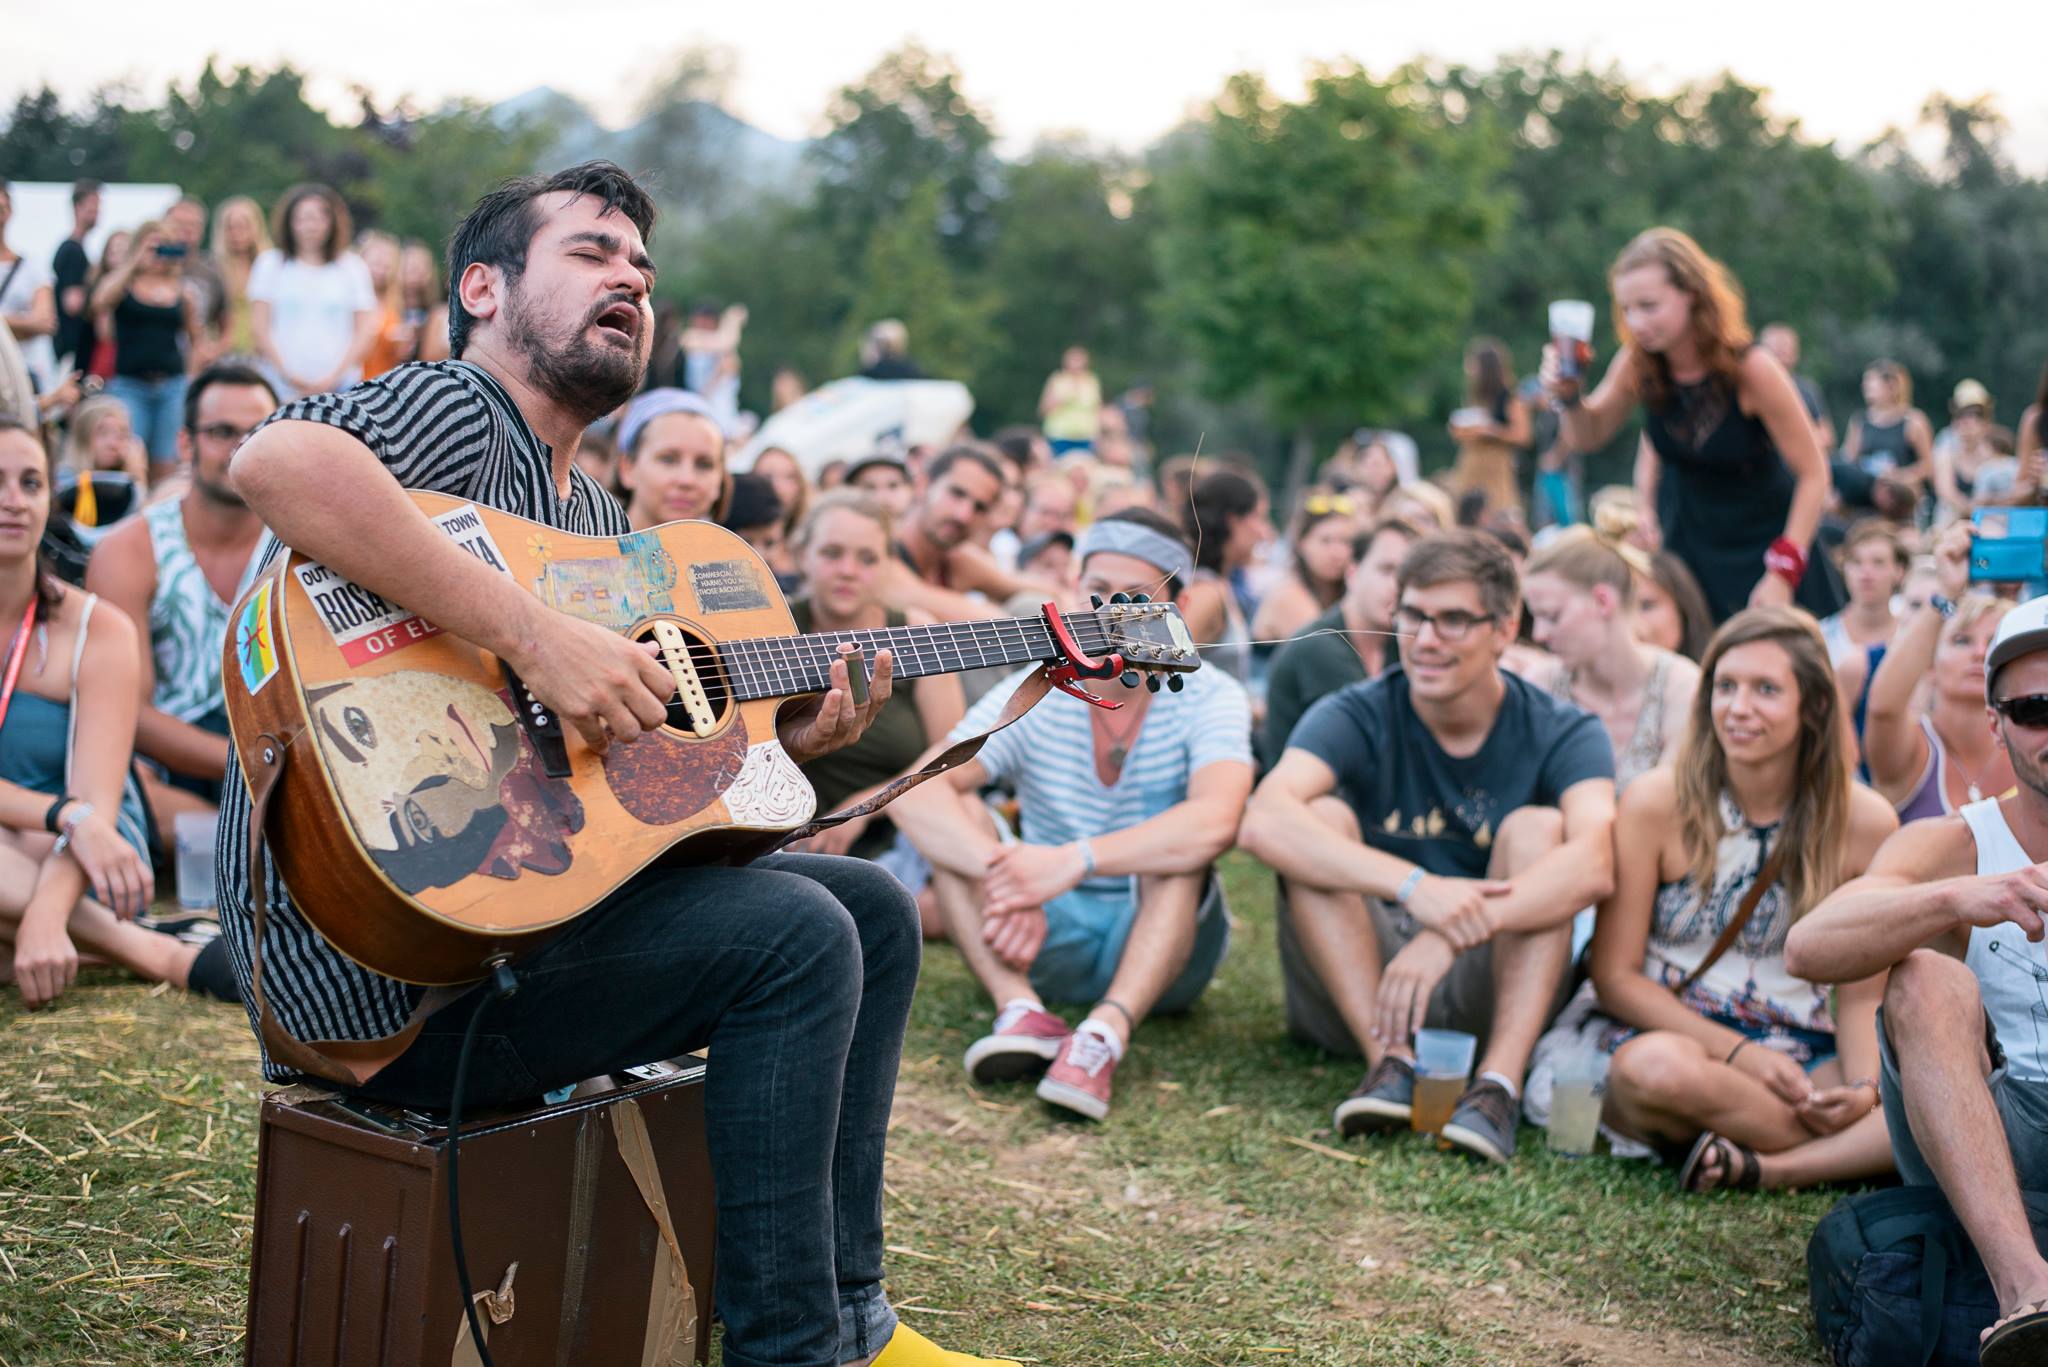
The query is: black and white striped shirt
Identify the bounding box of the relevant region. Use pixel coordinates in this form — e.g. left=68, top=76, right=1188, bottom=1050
left=215, top=361, right=627, bottom=1081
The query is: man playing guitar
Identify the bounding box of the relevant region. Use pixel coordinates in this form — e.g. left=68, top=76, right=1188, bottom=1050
left=219, top=162, right=1006, bottom=1367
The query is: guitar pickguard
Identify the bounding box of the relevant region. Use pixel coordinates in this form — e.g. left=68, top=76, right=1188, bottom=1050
left=722, top=742, right=817, bottom=827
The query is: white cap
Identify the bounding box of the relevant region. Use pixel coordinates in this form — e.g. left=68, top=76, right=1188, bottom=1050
left=1985, top=593, right=2048, bottom=700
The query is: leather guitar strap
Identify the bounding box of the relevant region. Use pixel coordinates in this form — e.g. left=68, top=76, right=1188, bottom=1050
left=243, top=733, right=462, bottom=1088
left=743, top=668, right=1054, bottom=860
left=1676, top=834, right=1789, bottom=997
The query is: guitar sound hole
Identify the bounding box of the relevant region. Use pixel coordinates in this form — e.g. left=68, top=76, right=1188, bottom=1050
left=629, top=621, right=734, bottom=733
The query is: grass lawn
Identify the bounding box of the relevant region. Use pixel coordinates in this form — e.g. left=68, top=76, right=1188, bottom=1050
left=0, top=854, right=1840, bottom=1365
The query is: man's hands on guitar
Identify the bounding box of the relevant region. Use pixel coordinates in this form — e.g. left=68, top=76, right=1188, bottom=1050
left=508, top=610, right=675, bottom=752
left=778, top=646, right=894, bottom=765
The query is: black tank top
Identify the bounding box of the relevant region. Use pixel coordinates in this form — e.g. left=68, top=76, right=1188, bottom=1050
left=112, top=290, right=185, bottom=378
left=1642, top=358, right=1842, bottom=623
left=1855, top=413, right=1913, bottom=476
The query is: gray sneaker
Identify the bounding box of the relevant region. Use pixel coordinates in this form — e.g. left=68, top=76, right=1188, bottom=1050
left=1334, top=1055, right=1415, bottom=1137
left=1440, top=1078, right=1519, bottom=1165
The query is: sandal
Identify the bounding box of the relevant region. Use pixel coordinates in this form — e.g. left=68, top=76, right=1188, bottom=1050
left=1983, top=1299, right=2048, bottom=1367
left=1677, top=1131, right=1761, bottom=1193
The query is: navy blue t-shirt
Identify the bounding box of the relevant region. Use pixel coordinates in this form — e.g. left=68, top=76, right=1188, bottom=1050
left=1288, top=665, right=1614, bottom=880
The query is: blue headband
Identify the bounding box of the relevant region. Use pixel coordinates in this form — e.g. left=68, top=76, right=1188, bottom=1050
left=618, top=388, right=719, bottom=455
left=1075, top=518, right=1193, bottom=583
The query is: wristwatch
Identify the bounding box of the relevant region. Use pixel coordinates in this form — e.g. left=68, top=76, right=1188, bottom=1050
left=1927, top=593, right=1956, bottom=620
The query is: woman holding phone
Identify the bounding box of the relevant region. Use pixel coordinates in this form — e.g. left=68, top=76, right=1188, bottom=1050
left=1544, top=227, right=1839, bottom=624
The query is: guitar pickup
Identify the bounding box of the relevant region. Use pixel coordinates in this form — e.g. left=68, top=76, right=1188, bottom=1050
left=501, top=661, right=572, bottom=778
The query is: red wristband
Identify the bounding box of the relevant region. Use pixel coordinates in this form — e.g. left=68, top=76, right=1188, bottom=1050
left=1764, top=536, right=1807, bottom=586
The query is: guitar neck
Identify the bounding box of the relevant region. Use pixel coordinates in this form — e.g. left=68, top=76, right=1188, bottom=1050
left=716, top=613, right=1114, bottom=702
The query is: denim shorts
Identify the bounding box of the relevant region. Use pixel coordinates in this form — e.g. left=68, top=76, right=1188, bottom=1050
left=106, top=372, right=187, bottom=465
left=1878, top=1006, right=2048, bottom=1189
left=1030, top=874, right=1229, bottom=1013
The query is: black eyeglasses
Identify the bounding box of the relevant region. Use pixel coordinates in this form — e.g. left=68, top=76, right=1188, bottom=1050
left=1392, top=605, right=1496, bottom=642
left=1993, top=694, right=2048, bottom=730
left=194, top=422, right=257, bottom=445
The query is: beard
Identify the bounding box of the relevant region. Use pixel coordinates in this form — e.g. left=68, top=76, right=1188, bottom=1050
left=193, top=470, right=246, bottom=509
left=504, top=284, right=646, bottom=426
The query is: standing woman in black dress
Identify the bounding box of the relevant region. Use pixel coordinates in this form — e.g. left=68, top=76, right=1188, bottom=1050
left=1544, top=227, right=1839, bottom=624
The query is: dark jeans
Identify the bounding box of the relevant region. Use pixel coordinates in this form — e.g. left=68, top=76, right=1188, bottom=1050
left=355, top=852, right=919, bottom=1367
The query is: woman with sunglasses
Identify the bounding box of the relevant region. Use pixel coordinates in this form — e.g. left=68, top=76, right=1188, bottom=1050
left=1251, top=490, right=1361, bottom=644
left=1543, top=608, right=1898, bottom=1192
left=1863, top=522, right=2015, bottom=823
left=1520, top=527, right=1700, bottom=793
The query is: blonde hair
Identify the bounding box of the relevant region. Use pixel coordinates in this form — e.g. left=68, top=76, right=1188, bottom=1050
left=1951, top=593, right=2012, bottom=641
left=1385, top=480, right=1455, bottom=531
left=1865, top=359, right=1913, bottom=410
left=1524, top=525, right=1645, bottom=607
left=1675, top=608, right=1851, bottom=917
left=210, top=195, right=271, bottom=265
left=795, top=487, right=893, bottom=547
left=64, top=395, right=147, bottom=483
left=1611, top=226, right=1753, bottom=410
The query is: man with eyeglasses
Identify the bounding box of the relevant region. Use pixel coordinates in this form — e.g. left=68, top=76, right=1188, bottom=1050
left=1241, top=529, right=1617, bottom=1164
left=1787, top=596, right=2048, bottom=1364
left=88, top=362, right=279, bottom=815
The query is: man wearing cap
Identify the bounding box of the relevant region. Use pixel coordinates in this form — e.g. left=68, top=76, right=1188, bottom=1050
left=1789, top=594, right=2048, bottom=1364
left=887, top=509, right=1254, bottom=1121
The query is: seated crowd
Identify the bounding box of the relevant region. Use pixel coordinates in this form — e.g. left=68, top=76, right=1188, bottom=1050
left=13, top=173, right=2048, bottom=1359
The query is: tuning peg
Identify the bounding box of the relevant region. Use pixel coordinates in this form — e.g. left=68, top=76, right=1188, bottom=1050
left=1090, top=594, right=1105, bottom=609
left=1120, top=669, right=1140, bottom=688
left=1167, top=674, right=1184, bottom=692
left=1110, top=592, right=1130, bottom=605
left=1133, top=594, right=1150, bottom=605
left=1146, top=674, right=1162, bottom=693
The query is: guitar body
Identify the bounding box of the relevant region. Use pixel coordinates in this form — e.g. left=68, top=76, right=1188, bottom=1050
left=225, top=493, right=819, bottom=985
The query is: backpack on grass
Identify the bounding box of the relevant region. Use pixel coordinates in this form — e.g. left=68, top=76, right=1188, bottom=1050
left=1808, top=1185, right=2048, bottom=1367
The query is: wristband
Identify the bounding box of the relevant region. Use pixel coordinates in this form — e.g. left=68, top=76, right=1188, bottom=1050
left=1725, top=1038, right=1750, bottom=1066
left=1764, top=536, right=1808, bottom=587
left=1394, top=866, right=1427, bottom=906
left=1075, top=838, right=1097, bottom=879
left=44, top=795, right=72, bottom=833
left=1927, top=593, right=1956, bottom=620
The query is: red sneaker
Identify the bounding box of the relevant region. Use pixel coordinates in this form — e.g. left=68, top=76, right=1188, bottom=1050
left=964, top=1002, right=1071, bottom=1084
left=1036, top=1023, right=1121, bottom=1121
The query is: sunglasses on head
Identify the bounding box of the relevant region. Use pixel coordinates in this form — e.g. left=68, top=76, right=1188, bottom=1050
left=1304, top=494, right=1357, bottom=516
left=1993, top=694, right=2048, bottom=729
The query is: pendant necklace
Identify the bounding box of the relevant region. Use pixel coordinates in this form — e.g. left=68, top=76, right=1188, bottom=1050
left=1099, top=703, right=1148, bottom=781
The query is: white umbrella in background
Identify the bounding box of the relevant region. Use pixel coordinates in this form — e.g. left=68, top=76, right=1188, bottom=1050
left=735, top=377, right=975, bottom=479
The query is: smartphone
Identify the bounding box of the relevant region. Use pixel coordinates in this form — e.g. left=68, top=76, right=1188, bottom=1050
left=154, top=241, right=188, bottom=259
left=1970, top=508, right=2048, bottom=583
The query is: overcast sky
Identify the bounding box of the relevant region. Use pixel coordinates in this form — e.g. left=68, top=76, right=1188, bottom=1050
left=11, top=0, right=2047, bottom=169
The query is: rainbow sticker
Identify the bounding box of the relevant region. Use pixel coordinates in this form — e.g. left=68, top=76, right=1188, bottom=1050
left=235, top=580, right=280, bottom=695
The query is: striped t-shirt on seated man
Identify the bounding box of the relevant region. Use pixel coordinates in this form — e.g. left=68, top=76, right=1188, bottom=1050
left=214, top=359, right=625, bottom=1082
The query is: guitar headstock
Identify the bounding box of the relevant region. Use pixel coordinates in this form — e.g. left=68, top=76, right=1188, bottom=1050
left=1085, top=598, right=1201, bottom=676
left=1040, top=595, right=1201, bottom=706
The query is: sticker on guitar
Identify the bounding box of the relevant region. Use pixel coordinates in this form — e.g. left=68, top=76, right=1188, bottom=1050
left=304, top=669, right=585, bottom=894
left=293, top=504, right=511, bottom=666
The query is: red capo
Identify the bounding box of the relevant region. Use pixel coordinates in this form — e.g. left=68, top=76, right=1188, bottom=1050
left=1041, top=601, right=1125, bottom=710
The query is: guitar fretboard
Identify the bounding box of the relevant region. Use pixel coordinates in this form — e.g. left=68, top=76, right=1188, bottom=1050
left=714, top=613, right=1116, bottom=702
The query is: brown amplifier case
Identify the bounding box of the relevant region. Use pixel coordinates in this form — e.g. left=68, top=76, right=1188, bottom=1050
left=245, top=1057, right=716, bottom=1366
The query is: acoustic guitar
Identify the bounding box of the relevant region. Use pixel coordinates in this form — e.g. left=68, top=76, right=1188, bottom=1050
left=223, top=491, right=1199, bottom=986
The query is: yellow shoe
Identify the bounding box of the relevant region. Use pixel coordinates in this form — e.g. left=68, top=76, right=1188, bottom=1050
left=869, top=1321, right=1016, bottom=1365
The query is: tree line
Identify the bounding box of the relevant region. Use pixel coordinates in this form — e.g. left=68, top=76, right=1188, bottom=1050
left=7, top=49, right=2045, bottom=488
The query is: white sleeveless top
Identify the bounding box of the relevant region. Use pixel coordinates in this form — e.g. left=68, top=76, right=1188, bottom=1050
left=1959, top=798, right=2048, bottom=1081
